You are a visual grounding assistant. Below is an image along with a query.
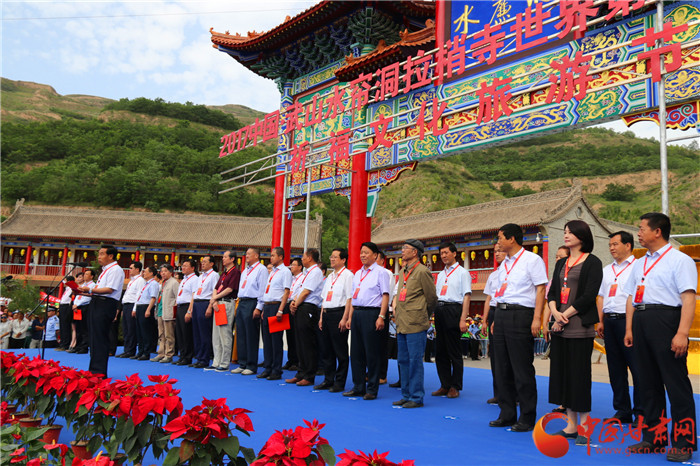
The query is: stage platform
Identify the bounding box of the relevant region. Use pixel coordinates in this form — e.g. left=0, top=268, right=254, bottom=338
left=5, top=348, right=699, bottom=465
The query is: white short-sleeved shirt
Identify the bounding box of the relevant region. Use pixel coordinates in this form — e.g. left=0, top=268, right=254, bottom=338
left=135, top=278, right=159, bottom=305
left=238, top=262, right=269, bottom=310
left=321, top=267, right=353, bottom=309
left=122, top=275, right=145, bottom=304
left=435, top=263, right=471, bottom=304
left=382, top=267, right=396, bottom=303
left=298, top=264, right=324, bottom=307
left=623, top=244, right=697, bottom=306
left=60, top=287, right=73, bottom=305
left=74, top=280, right=95, bottom=307
left=95, top=261, right=124, bottom=301
left=496, top=248, right=548, bottom=308
left=194, top=269, right=219, bottom=301
left=484, top=270, right=501, bottom=306
left=176, top=273, right=198, bottom=305
left=598, top=256, right=635, bottom=314
left=262, top=264, right=293, bottom=302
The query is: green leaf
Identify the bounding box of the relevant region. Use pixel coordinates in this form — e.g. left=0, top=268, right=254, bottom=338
left=101, top=415, right=113, bottom=433
left=36, top=396, right=51, bottom=415
left=24, top=426, right=50, bottom=442
left=137, top=423, right=154, bottom=447
left=162, top=446, right=181, bottom=466
left=240, top=446, right=256, bottom=464
left=124, top=434, right=138, bottom=455
left=124, top=418, right=135, bottom=440
left=318, top=444, right=336, bottom=465
left=179, top=440, right=195, bottom=463
left=87, top=435, right=102, bottom=455
left=113, top=417, right=127, bottom=443
left=211, top=436, right=239, bottom=459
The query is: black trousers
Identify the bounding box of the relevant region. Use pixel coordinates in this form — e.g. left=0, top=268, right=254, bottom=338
left=434, top=303, right=464, bottom=390
left=487, top=307, right=499, bottom=400
left=284, top=303, right=298, bottom=366
left=378, top=320, right=390, bottom=379
left=350, top=306, right=382, bottom=395
left=236, top=298, right=260, bottom=372
left=121, top=302, right=137, bottom=355
left=294, top=302, right=320, bottom=382
left=493, top=307, right=537, bottom=426
left=603, top=314, right=642, bottom=418
left=261, top=303, right=284, bottom=376
left=58, top=303, right=73, bottom=349
left=135, top=304, right=155, bottom=356
left=320, top=307, right=349, bottom=388
left=88, top=297, right=118, bottom=376
left=75, top=304, right=90, bottom=352
left=109, top=307, right=120, bottom=355
left=175, top=303, right=193, bottom=363
left=633, top=307, right=697, bottom=450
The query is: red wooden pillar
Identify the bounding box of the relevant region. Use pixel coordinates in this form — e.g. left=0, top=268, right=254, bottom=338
left=58, top=246, right=68, bottom=297
left=170, top=251, right=176, bottom=266
left=24, top=245, right=32, bottom=275
left=542, top=238, right=549, bottom=274
left=272, top=172, right=285, bottom=249
left=348, top=152, right=370, bottom=271
left=135, top=250, right=140, bottom=262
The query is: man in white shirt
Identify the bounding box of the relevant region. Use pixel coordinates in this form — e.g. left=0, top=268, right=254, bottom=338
left=489, top=224, right=548, bottom=432
left=259, top=247, right=292, bottom=380
left=174, top=259, right=198, bottom=366
left=189, top=255, right=219, bottom=369
left=286, top=248, right=325, bottom=386
left=316, top=248, right=353, bottom=392
left=9, top=311, right=30, bottom=348
left=596, top=231, right=641, bottom=426
left=482, top=243, right=506, bottom=405
left=79, top=245, right=124, bottom=376
left=117, top=262, right=144, bottom=358
left=282, top=258, right=304, bottom=371
left=58, top=276, right=75, bottom=351
left=73, top=269, right=95, bottom=354
left=432, top=241, right=471, bottom=399
left=377, top=251, right=395, bottom=385
left=232, top=248, right=268, bottom=375
left=623, top=213, right=697, bottom=462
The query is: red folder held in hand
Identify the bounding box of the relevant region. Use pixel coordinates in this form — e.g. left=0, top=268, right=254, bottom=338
left=268, top=314, right=290, bottom=333
left=215, top=303, right=228, bottom=326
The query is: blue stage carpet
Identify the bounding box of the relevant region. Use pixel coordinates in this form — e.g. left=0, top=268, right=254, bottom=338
left=6, top=348, right=700, bottom=465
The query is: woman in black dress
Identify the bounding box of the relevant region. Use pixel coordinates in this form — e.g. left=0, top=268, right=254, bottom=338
left=544, top=220, right=603, bottom=445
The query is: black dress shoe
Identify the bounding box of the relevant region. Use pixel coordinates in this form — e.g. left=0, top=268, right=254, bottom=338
left=188, top=363, right=196, bottom=367
left=392, top=399, right=408, bottom=406
left=388, top=381, right=401, bottom=388
left=66, top=348, right=77, bottom=353
left=116, top=353, right=132, bottom=359
left=628, top=441, right=664, bottom=454
left=329, top=386, right=344, bottom=393
left=487, top=397, right=498, bottom=405
left=554, top=430, right=578, bottom=439
left=76, top=350, right=88, bottom=354
left=363, top=393, right=377, bottom=400
left=667, top=447, right=692, bottom=462
left=342, top=390, right=364, bottom=397
left=402, top=401, right=423, bottom=408
left=137, top=354, right=149, bottom=361
left=510, top=422, right=534, bottom=432
left=604, top=413, right=633, bottom=424
left=267, top=374, right=282, bottom=381
left=257, top=372, right=271, bottom=379
left=194, top=362, right=208, bottom=369
left=489, top=418, right=515, bottom=428
left=129, top=355, right=139, bottom=360
left=314, top=381, right=333, bottom=390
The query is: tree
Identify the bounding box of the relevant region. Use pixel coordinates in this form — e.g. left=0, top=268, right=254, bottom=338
left=602, top=183, right=635, bottom=201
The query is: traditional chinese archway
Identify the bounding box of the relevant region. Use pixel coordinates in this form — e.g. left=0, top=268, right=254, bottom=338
left=211, top=0, right=700, bottom=270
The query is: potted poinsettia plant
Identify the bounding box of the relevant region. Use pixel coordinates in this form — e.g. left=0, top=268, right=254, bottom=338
left=162, top=397, right=254, bottom=465
left=252, top=419, right=335, bottom=466
left=336, top=450, right=415, bottom=466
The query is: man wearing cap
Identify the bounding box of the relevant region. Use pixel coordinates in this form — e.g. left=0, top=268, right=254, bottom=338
left=43, top=307, right=60, bottom=348
left=624, top=213, right=697, bottom=462
left=489, top=224, right=548, bottom=432
left=392, top=239, right=438, bottom=409
left=432, top=241, right=471, bottom=399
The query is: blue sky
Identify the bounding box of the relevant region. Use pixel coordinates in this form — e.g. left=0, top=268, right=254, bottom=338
left=1, top=0, right=695, bottom=146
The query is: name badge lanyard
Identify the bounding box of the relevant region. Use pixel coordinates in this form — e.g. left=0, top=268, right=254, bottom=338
left=265, top=267, right=280, bottom=294
left=495, top=248, right=525, bottom=298
left=137, top=278, right=155, bottom=302
left=216, top=266, right=233, bottom=293
left=560, top=253, right=585, bottom=304
left=326, top=267, right=346, bottom=301
left=353, top=267, right=372, bottom=299
left=440, top=264, right=459, bottom=296
left=96, top=262, right=119, bottom=287
left=634, top=246, right=672, bottom=303
left=301, top=265, right=318, bottom=286
left=241, top=262, right=261, bottom=289
left=608, top=259, right=635, bottom=297
left=398, top=262, right=420, bottom=301
left=197, top=270, right=213, bottom=296
left=178, top=274, right=195, bottom=296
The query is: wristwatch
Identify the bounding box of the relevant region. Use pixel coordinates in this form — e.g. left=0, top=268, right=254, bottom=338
left=378, top=314, right=387, bottom=320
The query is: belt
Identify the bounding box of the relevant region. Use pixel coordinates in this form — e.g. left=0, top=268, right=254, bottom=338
left=437, top=301, right=461, bottom=307
left=604, top=313, right=626, bottom=320
left=324, top=306, right=345, bottom=312
left=193, top=299, right=209, bottom=302
left=176, top=302, right=189, bottom=307
left=497, top=303, right=533, bottom=310
left=239, top=297, right=257, bottom=301
left=634, top=304, right=682, bottom=312
left=353, top=306, right=380, bottom=311
left=264, top=301, right=281, bottom=306
left=220, top=297, right=233, bottom=302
